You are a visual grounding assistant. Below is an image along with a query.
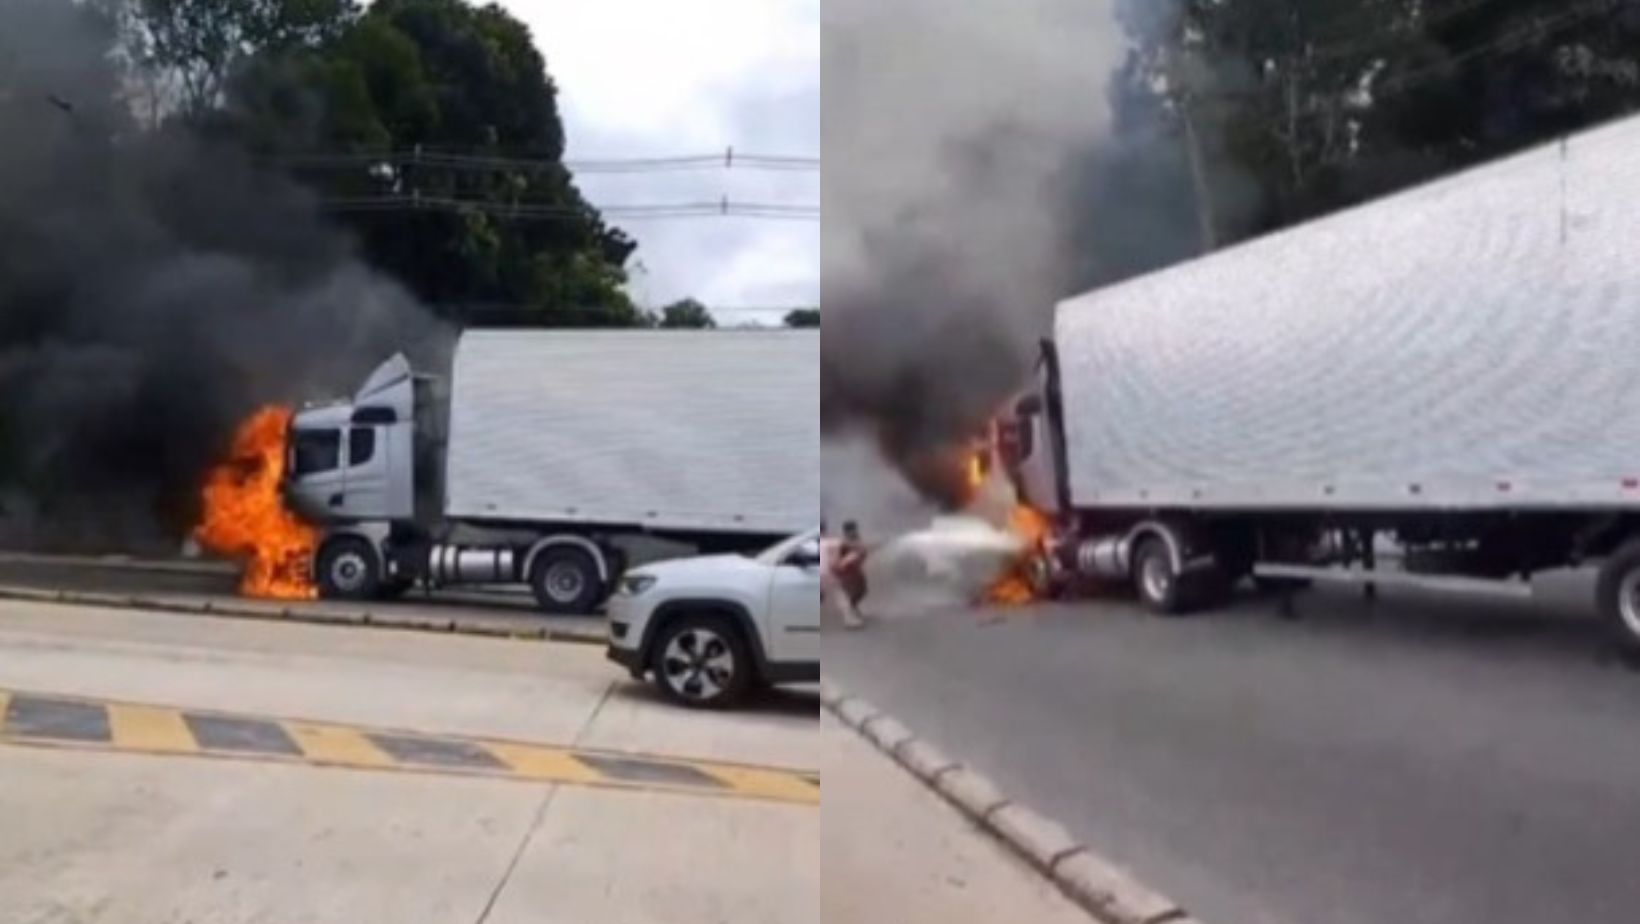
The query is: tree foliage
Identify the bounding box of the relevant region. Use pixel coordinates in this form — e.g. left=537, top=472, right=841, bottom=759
left=1108, top=0, right=1640, bottom=255
left=658, top=298, right=716, bottom=329
left=784, top=308, right=820, bottom=328
left=117, top=0, right=642, bottom=327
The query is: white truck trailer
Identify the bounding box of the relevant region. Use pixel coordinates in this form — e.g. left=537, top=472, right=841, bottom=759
left=283, top=329, right=819, bottom=613
left=1001, top=113, right=1640, bottom=653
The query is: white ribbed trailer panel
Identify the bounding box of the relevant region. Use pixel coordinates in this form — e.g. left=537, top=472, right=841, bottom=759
left=1055, top=115, right=1640, bottom=512
left=445, top=329, right=818, bottom=535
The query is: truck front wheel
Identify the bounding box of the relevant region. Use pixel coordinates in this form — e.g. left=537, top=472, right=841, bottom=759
left=530, top=547, right=604, bottom=614
left=1596, top=541, right=1640, bottom=657
left=317, top=537, right=382, bottom=601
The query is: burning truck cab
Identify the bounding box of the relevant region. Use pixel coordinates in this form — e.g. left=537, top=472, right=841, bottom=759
left=277, top=329, right=820, bottom=615
left=286, top=354, right=427, bottom=528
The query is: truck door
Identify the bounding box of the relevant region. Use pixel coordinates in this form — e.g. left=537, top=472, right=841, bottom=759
left=288, top=423, right=391, bottom=522
left=337, top=425, right=390, bottom=519
left=1005, top=343, right=1067, bottom=515
left=288, top=426, right=345, bottom=519
left=767, top=533, right=821, bottom=664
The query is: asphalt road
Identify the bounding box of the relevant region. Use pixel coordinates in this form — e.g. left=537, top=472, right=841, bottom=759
left=825, top=580, right=1640, bottom=924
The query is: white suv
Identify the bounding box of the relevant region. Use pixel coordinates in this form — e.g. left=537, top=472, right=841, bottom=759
left=606, top=530, right=821, bottom=709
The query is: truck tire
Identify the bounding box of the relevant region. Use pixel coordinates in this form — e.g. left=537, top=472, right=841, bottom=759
left=1596, top=541, right=1640, bottom=657
left=1133, top=538, right=1188, bottom=616
left=317, top=537, right=381, bottom=601
left=529, top=547, right=603, bottom=614
left=650, top=613, right=753, bottom=709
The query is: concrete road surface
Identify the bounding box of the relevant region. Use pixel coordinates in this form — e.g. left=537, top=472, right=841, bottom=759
left=0, top=600, right=818, bottom=924
left=826, top=584, right=1640, bottom=924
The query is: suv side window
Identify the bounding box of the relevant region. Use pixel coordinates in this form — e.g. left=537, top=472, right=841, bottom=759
left=293, top=429, right=341, bottom=475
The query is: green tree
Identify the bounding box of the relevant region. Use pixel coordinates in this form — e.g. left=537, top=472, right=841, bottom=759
left=658, top=298, right=716, bottom=329
left=783, top=308, right=820, bottom=328
left=130, top=0, right=642, bottom=327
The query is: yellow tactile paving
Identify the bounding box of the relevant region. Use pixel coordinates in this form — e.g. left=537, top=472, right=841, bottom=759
left=106, top=703, right=196, bottom=754
left=0, top=687, right=817, bottom=806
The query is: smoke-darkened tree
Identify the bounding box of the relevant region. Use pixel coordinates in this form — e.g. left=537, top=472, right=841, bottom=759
left=0, top=0, right=443, bottom=551
left=118, top=0, right=360, bottom=120
left=1111, top=0, right=1640, bottom=251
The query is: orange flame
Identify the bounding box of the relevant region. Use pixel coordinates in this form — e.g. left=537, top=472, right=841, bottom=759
left=985, top=502, right=1051, bottom=605
left=194, top=406, right=318, bottom=600
left=965, top=442, right=1052, bottom=606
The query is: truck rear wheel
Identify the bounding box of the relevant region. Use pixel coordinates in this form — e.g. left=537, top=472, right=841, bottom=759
left=317, top=537, right=381, bottom=601
left=530, top=547, right=603, bottom=615
left=1596, top=541, right=1640, bottom=657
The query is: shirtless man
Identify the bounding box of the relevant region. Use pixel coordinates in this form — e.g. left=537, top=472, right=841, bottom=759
left=821, top=521, right=869, bottom=629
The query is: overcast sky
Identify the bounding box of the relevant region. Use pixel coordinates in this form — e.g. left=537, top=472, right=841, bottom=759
left=503, top=0, right=819, bottom=326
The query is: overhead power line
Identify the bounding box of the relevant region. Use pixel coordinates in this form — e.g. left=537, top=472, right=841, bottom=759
left=275, top=146, right=819, bottom=175
left=318, top=194, right=819, bottom=221
left=1309, top=0, right=1505, bottom=59
left=451, top=302, right=810, bottom=316
left=1229, top=0, right=1627, bottom=134
left=1371, top=0, right=1627, bottom=100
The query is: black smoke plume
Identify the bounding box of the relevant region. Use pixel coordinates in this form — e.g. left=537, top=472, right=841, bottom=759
left=0, top=0, right=447, bottom=551
left=820, top=0, right=1218, bottom=509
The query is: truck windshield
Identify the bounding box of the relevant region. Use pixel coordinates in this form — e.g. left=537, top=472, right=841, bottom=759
left=292, top=429, right=341, bottom=475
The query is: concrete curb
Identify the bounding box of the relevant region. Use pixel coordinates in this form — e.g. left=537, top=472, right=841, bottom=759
left=0, top=585, right=606, bottom=647
left=822, top=675, right=1197, bottom=924
left=0, top=551, right=234, bottom=576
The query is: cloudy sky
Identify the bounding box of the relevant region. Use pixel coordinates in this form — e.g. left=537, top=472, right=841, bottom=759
left=504, top=0, right=820, bottom=326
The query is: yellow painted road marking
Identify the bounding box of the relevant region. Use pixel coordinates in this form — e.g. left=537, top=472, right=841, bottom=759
left=0, top=687, right=817, bottom=806
left=284, top=722, right=394, bottom=769
left=107, top=703, right=197, bottom=754
left=702, top=765, right=823, bottom=804
left=482, top=741, right=604, bottom=785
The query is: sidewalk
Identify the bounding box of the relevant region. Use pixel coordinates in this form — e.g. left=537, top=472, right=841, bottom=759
left=0, top=584, right=605, bottom=644
left=821, top=711, right=1091, bottom=923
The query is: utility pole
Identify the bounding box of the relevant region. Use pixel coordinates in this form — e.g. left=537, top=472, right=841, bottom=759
left=1169, top=42, right=1219, bottom=255
left=1179, top=93, right=1219, bottom=255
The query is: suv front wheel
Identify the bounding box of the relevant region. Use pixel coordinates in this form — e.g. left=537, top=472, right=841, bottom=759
left=651, top=613, right=753, bottom=709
